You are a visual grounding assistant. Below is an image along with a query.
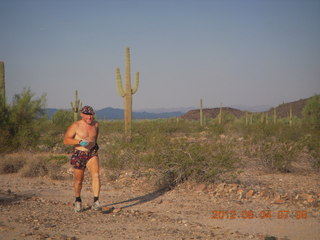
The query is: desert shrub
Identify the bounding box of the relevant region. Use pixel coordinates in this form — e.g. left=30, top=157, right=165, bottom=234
left=0, top=128, right=12, bottom=153
left=102, top=128, right=239, bottom=187
left=51, top=110, right=73, bottom=129
left=300, top=133, right=320, bottom=170
left=0, top=88, right=47, bottom=152
left=0, top=155, right=26, bottom=174
left=236, top=121, right=306, bottom=143
left=35, top=121, right=68, bottom=153
left=303, top=95, right=320, bottom=129
left=20, top=156, right=49, bottom=177
left=153, top=139, right=239, bottom=186
left=207, top=124, right=225, bottom=136
left=19, top=155, right=66, bottom=179
left=257, top=141, right=298, bottom=172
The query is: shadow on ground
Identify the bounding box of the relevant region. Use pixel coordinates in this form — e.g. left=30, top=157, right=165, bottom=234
left=105, top=188, right=168, bottom=209
left=0, top=190, right=34, bottom=205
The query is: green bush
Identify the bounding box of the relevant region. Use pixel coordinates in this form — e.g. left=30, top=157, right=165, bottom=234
left=303, top=95, right=320, bottom=129
left=300, top=133, right=320, bottom=170
left=51, top=110, right=73, bottom=129
left=0, top=88, right=47, bottom=152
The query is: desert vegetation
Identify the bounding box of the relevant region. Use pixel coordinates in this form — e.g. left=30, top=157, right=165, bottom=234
left=0, top=88, right=319, bottom=189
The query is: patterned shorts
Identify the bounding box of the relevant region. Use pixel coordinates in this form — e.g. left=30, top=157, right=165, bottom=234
left=70, top=144, right=99, bottom=170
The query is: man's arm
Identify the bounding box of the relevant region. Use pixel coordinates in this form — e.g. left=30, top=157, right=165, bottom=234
left=95, top=122, right=99, bottom=143
left=63, top=123, right=81, bottom=146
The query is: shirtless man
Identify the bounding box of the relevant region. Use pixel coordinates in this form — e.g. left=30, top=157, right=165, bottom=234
left=64, top=106, right=101, bottom=212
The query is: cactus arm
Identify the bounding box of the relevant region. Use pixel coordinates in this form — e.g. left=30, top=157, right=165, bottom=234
left=0, top=61, right=5, bottom=105
left=200, top=98, right=203, bottom=126
left=116, top=68, right=126, bottom=97
left=132, top=72, right=139, bottom=94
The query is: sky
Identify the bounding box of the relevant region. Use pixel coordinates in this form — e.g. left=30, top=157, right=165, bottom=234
left=0, top=0, right=319, bottom=111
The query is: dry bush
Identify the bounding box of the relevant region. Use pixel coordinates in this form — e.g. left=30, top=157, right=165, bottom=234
left=257, top=141, right=298, bottom=173
left=20, top=156, right=49, bottom=177
left=0, top=154, right=27, bottom=174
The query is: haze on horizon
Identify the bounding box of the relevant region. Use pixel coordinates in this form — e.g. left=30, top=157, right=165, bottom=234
left=0, top=0, right=319, bottom=111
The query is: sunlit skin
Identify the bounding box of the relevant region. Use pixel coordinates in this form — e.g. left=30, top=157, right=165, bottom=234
left=63, top=112, right=100, bottom=200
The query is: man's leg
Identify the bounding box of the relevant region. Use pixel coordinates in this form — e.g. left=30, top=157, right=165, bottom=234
left=86, top=156, right=100, bottom=199
left=73, top=168, right=84, bottom=212
left=74, top=168, right=85, bottom=198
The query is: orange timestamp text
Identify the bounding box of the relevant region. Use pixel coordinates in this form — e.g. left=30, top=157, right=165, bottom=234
left=211, top=210, right=308, bottom=220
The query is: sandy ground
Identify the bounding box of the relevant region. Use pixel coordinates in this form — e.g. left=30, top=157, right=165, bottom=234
left=0, top=161, right=319, bottom=240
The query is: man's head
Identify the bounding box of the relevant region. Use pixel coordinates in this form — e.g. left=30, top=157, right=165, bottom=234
left=80, top=105, right=95, bottom=124
left=81, top=105, right=95, bottom=115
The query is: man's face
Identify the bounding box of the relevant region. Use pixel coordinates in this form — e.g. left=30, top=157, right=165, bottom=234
left=81, top=113, right=94, bottom=125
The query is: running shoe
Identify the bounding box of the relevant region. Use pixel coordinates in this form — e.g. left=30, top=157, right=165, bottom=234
left=74, top=201, right=83, bottom=213
left=92, top=200, right=102, bottom=211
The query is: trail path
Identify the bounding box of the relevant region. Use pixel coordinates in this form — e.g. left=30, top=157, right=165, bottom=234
left=0, top=165, right=319, bottom=240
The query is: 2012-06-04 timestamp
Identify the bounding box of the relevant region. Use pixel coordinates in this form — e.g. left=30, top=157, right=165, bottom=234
left=211, top=210, right=308, bottom=220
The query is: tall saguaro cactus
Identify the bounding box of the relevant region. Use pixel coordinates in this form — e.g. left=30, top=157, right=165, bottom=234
left=70, top=90, right=82, bottom=122
left=273, top=108, right=277, bottom=124
left=218, top=103, right=222, bottom=124
left=200, top=99, right=203, bottom=126
left=116, top=48, right=139, bottom=136
left=0, top=61, right=5, bottom=106
left=289, top=104, right=293, bottom=127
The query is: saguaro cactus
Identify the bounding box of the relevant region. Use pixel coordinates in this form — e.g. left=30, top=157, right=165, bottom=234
left=245, top=112, right=249, bottom=125
left=70, top=90, right=82, bottom=122
left=218, top=103, right=222, bottom=124
left=116, top=48, right=139, bottom=136
left=273, top=108, right=277, bottom=124
left=200, top=99, right=203, bottom=126
left=289, top=104, right=293, bottom=127
left=0, top=61, right=5, bottom=106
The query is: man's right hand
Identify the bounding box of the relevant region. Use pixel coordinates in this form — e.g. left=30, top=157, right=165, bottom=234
left=79, top=140, right=89, bottom=147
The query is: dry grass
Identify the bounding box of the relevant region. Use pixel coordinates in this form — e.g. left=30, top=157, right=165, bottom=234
left=0, top=153, right=67, bottom=180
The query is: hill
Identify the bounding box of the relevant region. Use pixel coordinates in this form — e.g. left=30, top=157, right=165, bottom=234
left=180, top=107, right=245, bottom=121
left=265, top=98, right=308, bottom=118
left=181, top=97, right=311, bottom=120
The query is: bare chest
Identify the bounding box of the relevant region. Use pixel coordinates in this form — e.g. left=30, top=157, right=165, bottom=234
left=75, top=125, right=97, bottom=141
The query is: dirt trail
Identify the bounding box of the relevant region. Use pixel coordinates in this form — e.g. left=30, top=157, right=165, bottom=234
left=0, top=165, right=319, bottom=240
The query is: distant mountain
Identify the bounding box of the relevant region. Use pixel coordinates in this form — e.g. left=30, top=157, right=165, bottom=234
left=181, top=107, right=245, bottom=121
left=181, top=97, right=311, bottom=120
left=265, top=98, right=309, bottom=118
left=45, top=107, right=183, bottom=120
left=135, top=107, right=195, bottom=114
left=96, top=107, right=183, bottom=120
left=45, top=97, right=312, bottom=120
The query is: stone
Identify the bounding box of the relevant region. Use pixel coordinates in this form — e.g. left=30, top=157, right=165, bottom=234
left=237, top=189, right=244, bottom=200
left=195, top=184, right=207, bottom=192
left=246, top=190, right=254, bottom=198
left=113, top=208, right=122, bottom=213
left=274, top=199, right=285, bottom=204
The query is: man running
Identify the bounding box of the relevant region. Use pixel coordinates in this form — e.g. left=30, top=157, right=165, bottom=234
left=64, top=105, right=101, bottom=212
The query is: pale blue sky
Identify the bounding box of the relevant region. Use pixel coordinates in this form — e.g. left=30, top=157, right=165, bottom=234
left=0, top=0, right=319, bottom=110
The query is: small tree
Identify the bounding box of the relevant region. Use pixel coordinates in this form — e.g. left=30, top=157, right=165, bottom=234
left=303, top=95, right=320, bottom=129
left=9, top=88, right=47, bottom=149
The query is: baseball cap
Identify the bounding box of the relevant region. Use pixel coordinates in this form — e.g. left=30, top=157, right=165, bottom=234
left=81, top=105, right=95, bottom=115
